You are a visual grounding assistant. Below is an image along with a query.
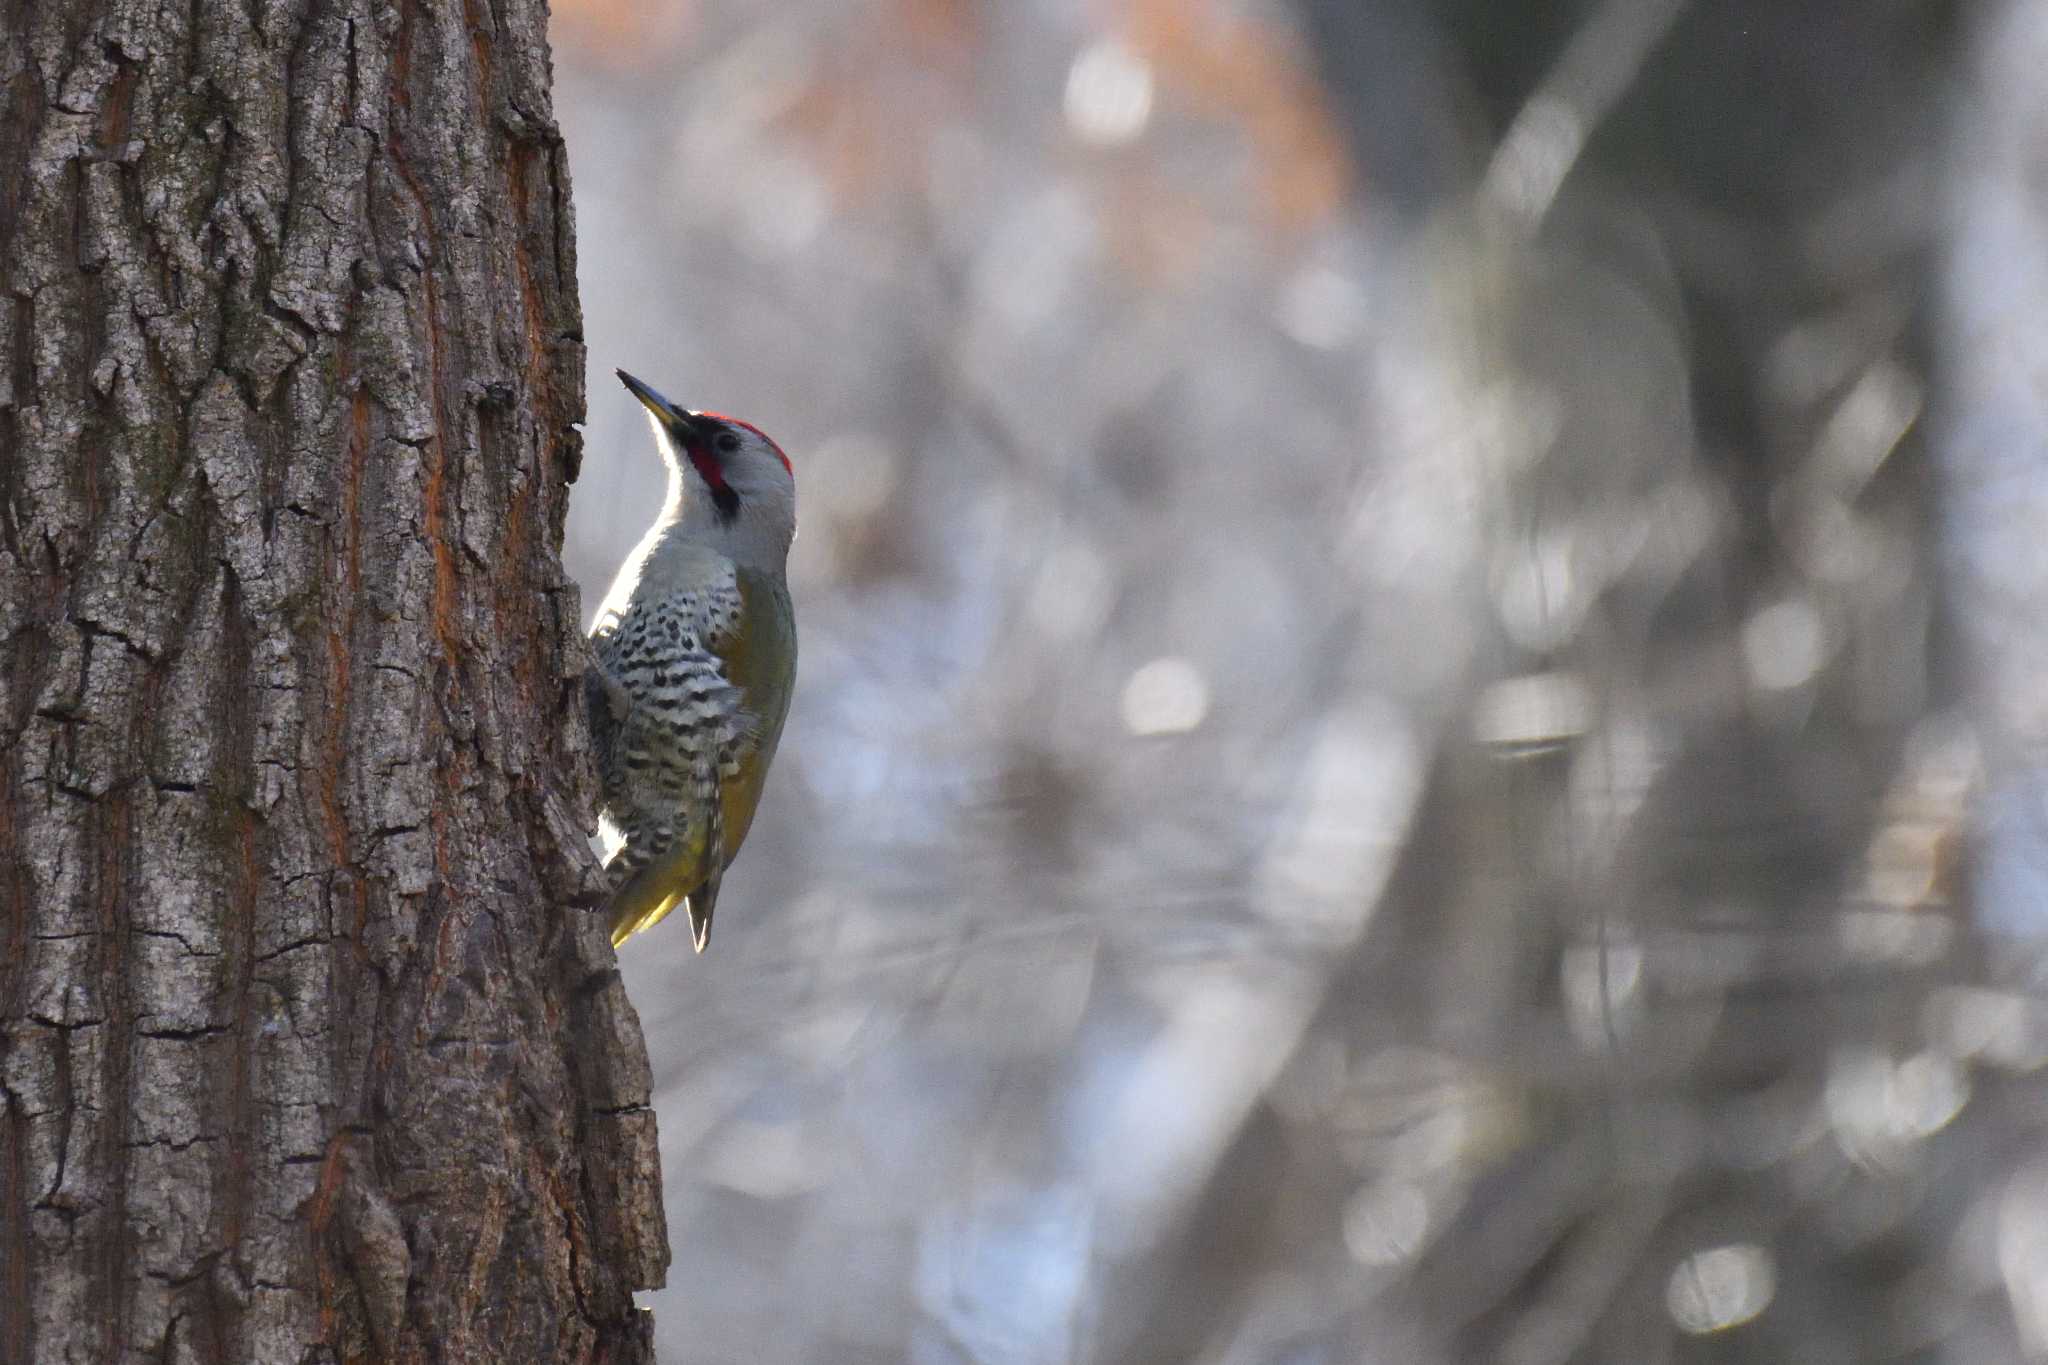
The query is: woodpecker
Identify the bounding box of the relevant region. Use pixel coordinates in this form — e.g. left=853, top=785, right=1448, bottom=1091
left=587, top=370, right=798, bottom=951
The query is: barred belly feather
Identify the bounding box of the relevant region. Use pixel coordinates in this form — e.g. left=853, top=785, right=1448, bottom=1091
left=589, top=560, right=752, bottom=949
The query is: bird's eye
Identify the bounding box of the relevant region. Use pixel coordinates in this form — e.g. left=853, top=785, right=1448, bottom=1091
left=715, top=432, right=742, bottom=455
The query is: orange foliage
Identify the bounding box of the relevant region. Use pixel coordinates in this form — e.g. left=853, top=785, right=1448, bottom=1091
left=893, top=0, right=981, bottom=59
left=552, top=0, right=699, bottom=71
left=1123, top=0, right=1351, bottom=234
left=776, top=0, right=980, bottom=206
left=555, top=0, right=1345, bottom=271
left=1101, top=171, right=1214, bottom=289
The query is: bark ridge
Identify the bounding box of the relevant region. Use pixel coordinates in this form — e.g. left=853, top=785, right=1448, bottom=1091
left=0, top=1, right=666, bottom=1360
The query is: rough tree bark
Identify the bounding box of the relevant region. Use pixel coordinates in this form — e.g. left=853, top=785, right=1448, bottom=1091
left=0, top=2, right=667, bottom=1361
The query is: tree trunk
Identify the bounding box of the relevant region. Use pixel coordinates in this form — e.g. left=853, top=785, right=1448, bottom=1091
left=0, top=2, right=667, bottom=1361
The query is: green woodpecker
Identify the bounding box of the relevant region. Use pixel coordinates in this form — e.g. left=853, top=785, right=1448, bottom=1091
left=587, top=370, right=798, bottom=951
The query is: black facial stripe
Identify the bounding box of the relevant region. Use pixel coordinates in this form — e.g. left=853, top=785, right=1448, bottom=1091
left=712, top=486, right=741, bottom=522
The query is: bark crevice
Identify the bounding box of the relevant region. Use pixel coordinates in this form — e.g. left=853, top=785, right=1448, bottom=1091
left=0, top=1, right=665, bottom=1360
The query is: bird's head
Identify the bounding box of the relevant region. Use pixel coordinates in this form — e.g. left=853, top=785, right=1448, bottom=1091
left=617, top=368, right=796, bottom=567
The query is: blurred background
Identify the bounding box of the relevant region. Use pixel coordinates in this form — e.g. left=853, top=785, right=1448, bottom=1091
left=551, top=1, right=2048, bottom=1360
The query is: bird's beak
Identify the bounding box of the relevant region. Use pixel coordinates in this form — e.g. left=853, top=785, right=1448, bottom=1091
left=616, top=369, right=701, bottom=442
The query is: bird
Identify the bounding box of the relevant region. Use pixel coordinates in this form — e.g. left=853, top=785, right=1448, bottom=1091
left=586, top=370, right=798, bottom=952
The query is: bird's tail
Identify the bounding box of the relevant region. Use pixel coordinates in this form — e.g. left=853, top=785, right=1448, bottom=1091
left=606, top=785, right=724, bottom=952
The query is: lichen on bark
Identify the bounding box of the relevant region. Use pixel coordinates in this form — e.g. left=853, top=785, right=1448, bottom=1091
left=0, top=1, right=665, bottom=1361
